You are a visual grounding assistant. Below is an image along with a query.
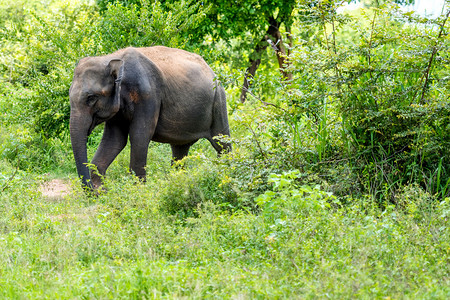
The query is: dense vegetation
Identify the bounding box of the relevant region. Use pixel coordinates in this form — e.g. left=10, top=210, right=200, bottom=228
left=0, top=0, right=449, bottom=298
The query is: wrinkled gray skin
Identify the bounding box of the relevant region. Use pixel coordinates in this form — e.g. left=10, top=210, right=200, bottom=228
left=69, top=46, right=231, bottom=189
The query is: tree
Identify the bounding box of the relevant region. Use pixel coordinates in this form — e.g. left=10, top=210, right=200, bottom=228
left=175, top=0, right=415, bottom=102
left=190, top=0, right=297, bottom=102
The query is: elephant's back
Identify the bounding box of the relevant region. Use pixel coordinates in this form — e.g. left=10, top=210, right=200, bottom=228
left=136, top=46, right=215, bottom=80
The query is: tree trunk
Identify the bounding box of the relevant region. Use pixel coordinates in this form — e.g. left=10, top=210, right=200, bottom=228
left=240, top=17, right=292, bottom=103
left=240, top=39, right=268, bottom=103
left=267, top=17, right=292, bottom=81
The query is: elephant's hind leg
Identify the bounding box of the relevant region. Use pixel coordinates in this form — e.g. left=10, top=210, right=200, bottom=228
left=171, top=143, right=194, bottom=162
left=207, top=136, right=231, bottom=155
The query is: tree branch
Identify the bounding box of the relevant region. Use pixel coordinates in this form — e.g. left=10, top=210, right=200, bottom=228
left=419, top=8, right=450, bottom=104
left=240, top=38, right=267, bottom=103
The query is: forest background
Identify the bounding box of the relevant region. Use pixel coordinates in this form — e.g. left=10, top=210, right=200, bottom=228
left=0, top=0, right=449, bottom=298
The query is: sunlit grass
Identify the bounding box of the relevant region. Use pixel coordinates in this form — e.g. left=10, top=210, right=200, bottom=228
left=0, top=154, right=448, bottom=298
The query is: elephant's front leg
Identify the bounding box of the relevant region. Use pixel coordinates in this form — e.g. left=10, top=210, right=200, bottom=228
left=91, top=121, right=129, bottom=188
left=128, top=117, right=158, bottom=182
left=129, top=139, right=151, bottom=181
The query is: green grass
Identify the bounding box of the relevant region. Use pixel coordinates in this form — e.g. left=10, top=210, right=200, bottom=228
left=0, top=0, right=449, bottom=297
left=0, top=153, right=448, bottom=299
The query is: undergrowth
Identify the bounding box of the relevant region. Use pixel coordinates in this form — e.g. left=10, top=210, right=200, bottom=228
left=0, top=156, right=448, bottom=298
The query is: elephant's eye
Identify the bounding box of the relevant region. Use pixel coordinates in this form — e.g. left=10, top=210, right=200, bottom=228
left=86, top=94, right=98, bottom=106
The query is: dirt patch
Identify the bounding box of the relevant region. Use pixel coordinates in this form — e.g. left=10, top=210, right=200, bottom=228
left=40, top=179, right=71, bottom=199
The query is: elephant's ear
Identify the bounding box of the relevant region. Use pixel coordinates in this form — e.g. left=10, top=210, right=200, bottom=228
left=108, top=59, right=124, bottom=81
left=107, top=59, right=124, bottom=111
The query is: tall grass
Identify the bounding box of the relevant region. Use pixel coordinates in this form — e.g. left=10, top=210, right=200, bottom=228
left=0, top=157, right=448, bottom=298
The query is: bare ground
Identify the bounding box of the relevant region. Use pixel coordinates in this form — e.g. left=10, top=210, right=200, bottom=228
left=40, top=179, right=96, bottom=221
left=40, top=179, right=71, bottom=199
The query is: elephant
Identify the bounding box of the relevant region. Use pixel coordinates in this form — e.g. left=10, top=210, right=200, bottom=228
left=69, top=46, right=231, bottom=189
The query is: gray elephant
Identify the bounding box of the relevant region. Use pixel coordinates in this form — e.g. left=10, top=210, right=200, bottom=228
left=69, top=46, right=231, bottom=189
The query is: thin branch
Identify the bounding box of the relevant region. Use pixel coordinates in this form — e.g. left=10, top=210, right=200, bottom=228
left=419, top=8, right=450, bottom=103
left=245, top=123, right=270, bottom=165
left=367, top=10, right=378, bottom=83
left=242, top=85, right=288, bottom=113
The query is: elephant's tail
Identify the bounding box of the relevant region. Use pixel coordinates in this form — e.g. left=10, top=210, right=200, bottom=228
left=209, top=80, right=231, bottom=154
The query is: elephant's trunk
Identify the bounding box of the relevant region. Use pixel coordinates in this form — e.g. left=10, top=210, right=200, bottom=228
left=70, top=111, right=93, bottom=189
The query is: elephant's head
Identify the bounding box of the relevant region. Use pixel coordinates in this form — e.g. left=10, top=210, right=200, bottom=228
left=69, top=57, right=124, bottom=189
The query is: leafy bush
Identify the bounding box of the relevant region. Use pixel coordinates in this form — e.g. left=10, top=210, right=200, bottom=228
left=156, top=155, right=240, bottom=218
left=256, top=170, right=339, bottom=220
left=230, top=1, right=450, bottom=202
left=17, top=2, right=101, bottom=137
left=97, top=0, right=207, bottom=52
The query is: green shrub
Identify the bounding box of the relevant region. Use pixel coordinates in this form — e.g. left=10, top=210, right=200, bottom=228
left=229, top=2, right=450, bottom=202
left=256, top=170, right=340, bottom=220
left=97, top=0, right=207, bottom=52
left=157, top=156, right=239, bottom=219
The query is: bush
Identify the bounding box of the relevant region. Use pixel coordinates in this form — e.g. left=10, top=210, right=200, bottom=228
left=97, top=0, right=207, bottom=52
left=229, top=1, right=450, bottom=202
left=157, top=155, right=240, bottom=219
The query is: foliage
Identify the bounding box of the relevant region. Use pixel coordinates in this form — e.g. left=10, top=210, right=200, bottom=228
left=0, top=163, right=448, bottom=297
left=235, top=0, right=450, bottom=202
left=256, top=170, right=340, bottom=219
left=97, top=0, right=207, bottom=52
left=186, top=0, right=296, bottom=41
left=96, top=0, right=142, bottom=12
left=0, top=0, right=101, bottom=137
left=145, top=154, right=240, bottom=218
left=100, top=0, right=297, bottom=49
left=359, top=0, right=416, bottom=6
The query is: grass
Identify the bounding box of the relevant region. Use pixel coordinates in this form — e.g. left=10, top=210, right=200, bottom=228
left=0, top=150, right=448, bottom=299
left=0, top=0, right=449, bottom=297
